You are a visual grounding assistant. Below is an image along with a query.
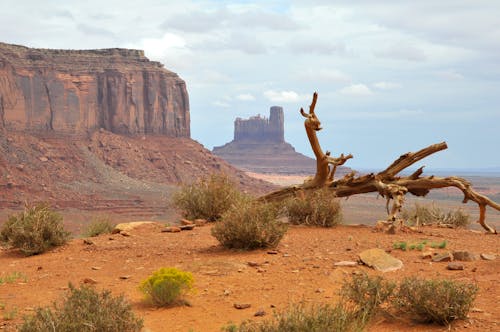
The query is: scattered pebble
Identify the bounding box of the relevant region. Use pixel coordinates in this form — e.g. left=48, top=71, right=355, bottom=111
left=432, top=252, right=453, bottom=262
left=247, top=261, right=260, bottom=267
left=83, top=239, right=94, bottom=245
left=254, top=309, right=266, bottom=317
left=119, top=275, right=131, bottom=280
left=83, top=277, right=98, bottom=284
left=162, top=226, right=181, bottom=233
left=91, top=266, right=101, bottom=270
left=334, top=261, right=357, bottom=267
left=447, top=262, right=464, bottom=270
left=480, top=253, right=496, bottom=261
left=267, top=250, right=279, bottom=255
left=234, top=303, right=251, bottom=310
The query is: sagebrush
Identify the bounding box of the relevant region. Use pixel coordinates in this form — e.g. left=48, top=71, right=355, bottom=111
left=83, top=216, right=114, bottom=237
left=20, top=284, right=143, bottom=332
left=172, top=173, right=243, bottom=221
left=0, top=204, right=70, bottom=256
left=395, top=277, right=478, bottom=325
left=211, top=199, right=287, bottom=250
left=285, top=189, right=342, bottom=227
left=139, top=267, right=194, bottom=307
left=401, top=202, right=470, bottom=228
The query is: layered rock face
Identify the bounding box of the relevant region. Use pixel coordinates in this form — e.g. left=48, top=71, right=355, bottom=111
left=0, top=42, right=189, bottom=137
left=213, top=107, right=318, bottom=174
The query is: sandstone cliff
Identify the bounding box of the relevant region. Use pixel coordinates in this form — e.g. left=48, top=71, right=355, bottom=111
left=0, top=42, right=189, bottom=136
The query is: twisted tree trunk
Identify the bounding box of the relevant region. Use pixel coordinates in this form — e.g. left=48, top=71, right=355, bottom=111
left=259, top=93, right=499, bottom=233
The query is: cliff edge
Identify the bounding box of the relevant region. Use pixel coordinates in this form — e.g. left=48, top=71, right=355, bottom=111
left=0, top=42, right=189, bottom=136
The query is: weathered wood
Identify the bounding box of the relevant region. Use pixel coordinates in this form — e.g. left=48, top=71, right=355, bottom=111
left=259, top=92, right=499, bottom=233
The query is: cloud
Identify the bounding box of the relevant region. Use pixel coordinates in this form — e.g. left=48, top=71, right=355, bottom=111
left=236, top=93, right=256, bottom=101
left=339, top=84, right=373, bottom=96
left=213, top=100, right=231, bottom=108
left=76, top=23, right=115, bottom=38
left=436, top=69, right=464, bottom=80
left=296, top=68, right=351, bottom=83
left=263, top=90, right=310, bottom=103
left=374, top=42, right=426, bottom=62
left=372, top=81, right=401, bottom=90
left=287, top=39, right=347, bottom=55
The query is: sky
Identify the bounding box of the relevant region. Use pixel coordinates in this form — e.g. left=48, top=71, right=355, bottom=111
left=1, top=0, right=499, bottom=170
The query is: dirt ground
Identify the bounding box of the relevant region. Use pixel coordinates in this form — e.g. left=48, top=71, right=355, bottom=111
left=0, top=222, right=498, bottom=332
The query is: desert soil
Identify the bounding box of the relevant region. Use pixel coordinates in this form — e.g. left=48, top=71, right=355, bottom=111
left=0, top=222, right=498, bottom=332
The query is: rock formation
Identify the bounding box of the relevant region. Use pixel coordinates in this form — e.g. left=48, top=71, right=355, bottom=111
left=213, top=107, right=347, bottom=175
left=0, top=42, right=189, bottom=137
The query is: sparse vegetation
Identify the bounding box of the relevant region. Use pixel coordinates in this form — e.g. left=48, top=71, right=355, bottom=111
left=0, top=203, right=70, bottom=256
left=211, top=199, right=287, bottom=250
left=0, top=271, right=27, bottom=284
left=393, top=240, right=428, bottom=251
left=401, top=203, right=470, bottom=228
left=341, top=272, right=396, bottom=327
left=395, top=277, right=478, bottom=325
left=284, top=188, right=343, bottom=227
left=83, top=215, right=114, bottom=237
left=2, top=307, right=17, bottom=321
left=139, top=267, right=194, bottom=307
left=222, top=303, right=355, bottom=332
left=20, top=283, right=143, bottom=332
left=172, top=173, right=244, bottom=221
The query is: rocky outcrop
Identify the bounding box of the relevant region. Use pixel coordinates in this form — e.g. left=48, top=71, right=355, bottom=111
left=0, top=42, right=189, bottom=137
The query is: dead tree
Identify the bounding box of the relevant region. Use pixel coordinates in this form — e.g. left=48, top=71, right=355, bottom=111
left=260, top=92, right=499, bottom=233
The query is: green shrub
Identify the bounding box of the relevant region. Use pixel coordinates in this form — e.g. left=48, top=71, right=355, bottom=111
left=20, top=283, right=143, bottom=332
left=285, top=189, right=342, bottom=227
left=83, top=216, right=114, bottom=237
left=341, top=272, right=396, bottom=326
left=0, top=204, right=70, bottom=256
left=211, top=199, right=287, bottom=250
left=395, top=277, right=478, bottom=325
left=222, top=303, right=354, bottom=332
left=139, top=267, right=194, bottom=307
left=401, top=203, right=470, bottom=228
left=172, top=173, right=243, bottom=221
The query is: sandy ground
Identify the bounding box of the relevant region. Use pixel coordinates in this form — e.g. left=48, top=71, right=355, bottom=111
left=0, top=223, right=498, bottom=332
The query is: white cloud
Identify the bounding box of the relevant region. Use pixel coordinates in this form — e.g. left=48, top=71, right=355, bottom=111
left=436, top=69, right=464, bottom=80
left=213, top=100, right=231, bottom=108
left=373, top=81, right=401, bottom=90
left=374, top=42, right=427, bottom=62
left=236, top=93, right=256, bottom=101
left=296, top=68, right=351, bottom=83
left=140, top=33, right=187, bottom=59
left=263, top=90, right=310, bottom=103
left=339, top=84, right=373, bottom=96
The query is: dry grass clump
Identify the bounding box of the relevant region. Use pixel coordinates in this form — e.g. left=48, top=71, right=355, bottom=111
left=139, top=267, right=194, bottom=307
left=83, top=215, right=114, bottom=237
left=211, top=199, right=287, bottom=250
left=20, top=284, right=143, bottom=332
left=172, top=173, right=243, bottom=221
left=395, top=277, right=478, bottom=325
left=0, top=203, right=70, bottom=256
left=401, top=202, right=470, bottom=228
left=284, top=189, right=342, bottom=227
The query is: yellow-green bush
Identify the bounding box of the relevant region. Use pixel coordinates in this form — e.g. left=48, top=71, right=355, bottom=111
left=211, top=199, right=287, bottom=250
left=401, top=202, right=470, bottom=228
left=139, top=267, right=194, bottom=307
left=0, top=204, right=70, bottom=256
left=83, top=215, right=114, bottom=237
left=172, top=173, right=243, bottom=221
left=285, top=189, right=342, bottom=227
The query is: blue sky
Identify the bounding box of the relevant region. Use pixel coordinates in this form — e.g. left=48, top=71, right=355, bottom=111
left=1, top=0, right=499, bottom=169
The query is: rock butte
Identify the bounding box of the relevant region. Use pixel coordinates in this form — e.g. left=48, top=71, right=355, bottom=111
left=0, top=42, right=189, bottom=137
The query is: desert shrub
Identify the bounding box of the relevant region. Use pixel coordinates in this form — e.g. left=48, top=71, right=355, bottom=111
left=284, top=189, right=342, bottom=227
left=83, top=216, right=114, bottom=237
left=395, top=277, right=478, bottom=325
left=172, top=173, right=243, bottom=221
left=139, top=267, right=194, bottom=307
left=20, top=283, right=143, bottom=332
left=222, top=303, right=354, bottom=332
left=211, top=199, right=287, bottom=250
left=0, top=204, right=70, bottom=256
left=341, top=272, right=396, bottom=326
left=401, top=203, right=470, bottom=228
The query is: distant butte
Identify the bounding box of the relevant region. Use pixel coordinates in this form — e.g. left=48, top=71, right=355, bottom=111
left=213, top=106, right=349, bottom=175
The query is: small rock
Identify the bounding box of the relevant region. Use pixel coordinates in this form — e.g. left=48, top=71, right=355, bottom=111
left=223, top=289, right=231, bottom=296
left=421, top=251, right=433, bottom=259
left=194, top=219, right=207, bottom=226
left=334, top=261, right=357, bottom=267
left=83, top=239, right=94, bottom=245
left=234, top=303, right=251, bottom=310
left=267, top=250, right=279, bottom=255
left=471, top=307, right=484, bottom=313
left=16, top=164, right=25, bottom=171
left=119, top=275, right=131, bottom=280
left=432, top=252, right=453, bottom=262
left=83, top=277, right=98, bottom=284
left=447, top=262, right=464, bottom=270
left=39, top=156, right=49, bottom=162
left=315, top=288, right=325, bottom=293
left=291, top=270, right=299, bottom=273
left=359, top=248, right=403, bottom=272
left=257, top=268, right=266, bottom=273
left=247, top=261, right=261, bottom=267
left=480, top=253, right=496, bottom=261
left=254, top=309, right=266, bottom=317
left=37, top=266, right=43, bottom=271
left=181, top=219, right=194, bottom=225
left=179, top=224, right=195, bottom=231
left=91, top=266, right=101, bottom=270
left=453, top=251, right=479, bottom=261
left=162, top=226, right=181, bottom=233
left=120, top=231, right=131, bottom=237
